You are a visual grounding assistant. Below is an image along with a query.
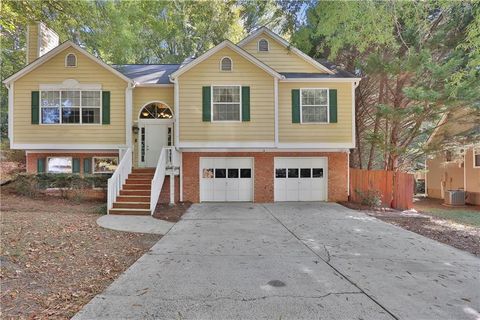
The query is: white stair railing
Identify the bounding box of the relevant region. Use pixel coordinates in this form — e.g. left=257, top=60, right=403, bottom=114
left=107, top=147, right=132, bottom=212
left=150, top=147, right=170, bottom=214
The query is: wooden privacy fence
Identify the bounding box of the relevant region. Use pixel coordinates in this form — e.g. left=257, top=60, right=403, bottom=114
left=349, top=169, right=414, bottom=210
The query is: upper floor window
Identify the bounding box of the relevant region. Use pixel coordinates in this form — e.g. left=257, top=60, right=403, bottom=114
left=474, top=148, right=480, bottom=168
left=220, top=57, right=232, bottom=71
left=258, top=39, right=269, bottom=52
left=212, top=85, right=240, bottom=121
left=40, top=90, right=101, bottom=124
left=65, top=53, right=77, bottom=67
left=301, top=88, right=329, bottom=123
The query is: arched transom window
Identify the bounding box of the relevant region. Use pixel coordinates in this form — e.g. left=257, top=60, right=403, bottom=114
left=220, top=57, right=232, bottom=71
left=139, top=102, right=173, bottom=119
left=65, top=53, right=77, bottom=67
left=258, top=39, right=269, bottom=52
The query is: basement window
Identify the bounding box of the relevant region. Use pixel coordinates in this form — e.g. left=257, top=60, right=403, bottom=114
left=47, top=157, right=72, bottom=174
left=93, top=157, right=118, bottom=174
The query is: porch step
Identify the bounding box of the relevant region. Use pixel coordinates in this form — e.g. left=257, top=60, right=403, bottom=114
left=128, top=173, right=154, bottom=179
left=125, top=178, right=152, bottom=185
left=117, top=195, right=151, bottom=202
left=113, top=202, right=150, bottom=209
left=120, top=190, right=150, bottom=196
left=132, top=168, right=156, bottom=173
left=123, top=184, right=151, bottom=190
left=109, top=208, right=150, bottom=215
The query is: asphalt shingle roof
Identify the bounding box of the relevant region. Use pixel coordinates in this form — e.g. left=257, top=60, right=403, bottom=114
left=112, top=64, right=180, bottom=84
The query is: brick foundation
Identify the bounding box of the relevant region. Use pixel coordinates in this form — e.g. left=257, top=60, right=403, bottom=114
left=182, top=151, right=349, bottom=203
left=159, top=176, right=181, bottom=204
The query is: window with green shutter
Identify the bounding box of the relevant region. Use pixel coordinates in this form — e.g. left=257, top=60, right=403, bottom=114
left=31, top=91, right=40, bottom=124
left=72, top=158, right=81, bottom=173
left=102, top=91, right=110, bottom=124
left=37, top=158, right=45, bottom=173
left=241, top=86, right=250, bottom=121
left=83, top=158, right=92, bottom=174
left=202, top=86, right=211, bottom=121
left=329, top=89, right=338, bottom=123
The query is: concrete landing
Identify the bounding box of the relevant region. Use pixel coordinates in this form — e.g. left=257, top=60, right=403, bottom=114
left=97, top=215, right=174, bottom=235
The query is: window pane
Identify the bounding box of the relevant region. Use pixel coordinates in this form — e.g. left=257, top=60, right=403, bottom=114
left=41, top=91, right=60, bottom=107
left=82, top=108, right=101, bottom=123
left=82, top=91, right=101, bottom=106
left=288, top=168, right=299, bottom=178
left=240, top=168, right=251, bottom=178
left=215, top=168, right=226, bottom=178
left=62, top=107, right=80, bottom=123
left=48, top=157, right=72, bottom=173
left=300, top=168, right=311, bottom=178
left=302, top=105, right=328, bottom=123
left=61, top=91, right=80, bottom=107
left=41, top=107, right=60, bottom=124
left=275, top=168, right=286, bottom=178
left=203, top=168, right=214, bottom=178
left=213, top=86, right=240, bottom=103
left=313, top=168, right=324, bottom=178
left=213, top=103, right=240, bottom=121
left=94, top=157, right=118, bottom=173
left=221, top=58, right=232, bottom=71
left=228, top=168, right=239, bottom=178
left=314, top=89, right=328, bottom=105
left=475, top=153, right=480, bottom=167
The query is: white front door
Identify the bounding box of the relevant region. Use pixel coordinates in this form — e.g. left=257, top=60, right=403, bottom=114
left=200, top=157, right=253, bottom=202
left=274, top=157, right=327, bottom=201
left=143, top=124, right=171, bottom=167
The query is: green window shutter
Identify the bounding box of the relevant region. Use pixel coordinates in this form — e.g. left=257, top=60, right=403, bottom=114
left=72, top=158, right=81, bottom=173
left=202, top=86, right=211, bottom=122
left=31, top=91, right=40, bottom=124
left=329, top=89, right=338, bottom=123
left=83, top=158, right=92, bottom=174
left=241, top=86, right=250, bottom=122
left=291, top=89, right=300, bottom=123
left=102, top=91, right=110, bottom=124
left=37, top=158, right=45, bottom=173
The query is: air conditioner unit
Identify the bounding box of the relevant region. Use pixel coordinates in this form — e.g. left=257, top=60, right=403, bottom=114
left=444, top=190, right=465, bottom=206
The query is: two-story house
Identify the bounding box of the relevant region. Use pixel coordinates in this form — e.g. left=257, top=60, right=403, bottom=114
left=4, top=23, right=360, bottom=214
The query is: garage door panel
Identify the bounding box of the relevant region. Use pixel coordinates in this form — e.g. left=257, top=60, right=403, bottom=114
left=274, top=157, right=327, bottom=202
left=200, top=158, right=253, bottom=202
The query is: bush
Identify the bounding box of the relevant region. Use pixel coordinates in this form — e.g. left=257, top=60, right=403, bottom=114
left=355, top=189, right=382, bottom=208
left=12, top=173, right=110, bottom=201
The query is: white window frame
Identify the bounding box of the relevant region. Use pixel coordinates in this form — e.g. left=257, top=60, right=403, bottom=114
left=47, top=156, right=73, bottom=174
left=92, top=156, right=119, bottom=174
left=219, top=56, right=233, bottom=72
left=257, top=38, right=269, bottom=52
left=39, top=90, right=102, bottom=125
left=65, top=53, right=77, bottom=68
left=211, top=85, right=242, bottom=122
left=300, top=88, right=330, bottom=124
left=474, top=148, right=480, bottom=168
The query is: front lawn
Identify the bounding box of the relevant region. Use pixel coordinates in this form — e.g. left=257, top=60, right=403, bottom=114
left=0, top=191, right=161, bottom=319
left=413, top=198, right=480, bottom=227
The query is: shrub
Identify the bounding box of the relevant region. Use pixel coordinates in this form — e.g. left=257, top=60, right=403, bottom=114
left=355, top=189, right=382, bottom=208
left=14, top=174, right=40, bottom=197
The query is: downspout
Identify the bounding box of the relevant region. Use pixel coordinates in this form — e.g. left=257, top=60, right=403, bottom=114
left=171, top=76, right=183, bottom=202
left=274, top=77, right=279, bottom=147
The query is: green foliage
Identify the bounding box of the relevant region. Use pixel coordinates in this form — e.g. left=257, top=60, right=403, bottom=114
left=355, top=189, right=382, bottom=208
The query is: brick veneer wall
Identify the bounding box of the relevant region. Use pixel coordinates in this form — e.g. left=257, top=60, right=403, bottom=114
left=26, top=152, right=119, bottom=173
left=159, top=176, right=181, bottom=204
left=182, top=151, right=349, bottom=203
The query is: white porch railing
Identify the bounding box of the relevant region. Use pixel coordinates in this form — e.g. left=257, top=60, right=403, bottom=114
left=150, top=146, right=180, bottom=214
left=107, top=147, right=132, bottom=212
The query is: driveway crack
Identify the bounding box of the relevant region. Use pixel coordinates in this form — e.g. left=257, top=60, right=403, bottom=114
left=262, top=204, right=399, bottom=320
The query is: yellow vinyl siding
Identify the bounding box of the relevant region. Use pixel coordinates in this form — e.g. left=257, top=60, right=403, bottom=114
left=278, top=82, right=353, bottom=143
left=133, top=87, right=174, bottom=121
left=241, top=33, right=323, bottom=73
left=27, top=25, right=39, bottom=64
left=178, top=47, right=274, bottom=142
left=13, top=47, right=127, bottom=145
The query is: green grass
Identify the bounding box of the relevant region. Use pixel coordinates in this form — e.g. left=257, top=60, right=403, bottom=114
left=425, top=208, right=480, bottom=227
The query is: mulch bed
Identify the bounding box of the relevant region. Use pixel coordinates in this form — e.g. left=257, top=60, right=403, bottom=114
left=0, top=190, right=161, bottom=319
left=340, top=201, right=480, bottom=257
left=153, top=202, right=192, bottom=222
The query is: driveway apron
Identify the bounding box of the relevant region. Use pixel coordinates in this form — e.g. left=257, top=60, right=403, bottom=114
left=74, top=202, right=480, bottom=320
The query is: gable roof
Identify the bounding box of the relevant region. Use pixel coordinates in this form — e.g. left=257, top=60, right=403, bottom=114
left=112, top=64, right=180, bottom=84
left=169, top=40, right=283, bottom=80
left=237, top=27, right=334, bottom=75
left=3, top=41, right=133, bottom=85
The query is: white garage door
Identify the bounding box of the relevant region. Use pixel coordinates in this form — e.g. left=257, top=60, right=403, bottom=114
left=274, top=157, right=327, bottom=201
left=200, top=157, right=253, bottom=202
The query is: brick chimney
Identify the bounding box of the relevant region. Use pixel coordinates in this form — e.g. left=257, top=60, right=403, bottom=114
left=26, top=22, right=59, bottom=64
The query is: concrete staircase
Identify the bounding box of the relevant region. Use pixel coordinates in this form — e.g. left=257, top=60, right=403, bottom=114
left=108, top=168, right=155, bottom=215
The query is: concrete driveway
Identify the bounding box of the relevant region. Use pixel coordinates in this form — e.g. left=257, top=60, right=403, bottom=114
left=74, top=203, right=480, bottom=320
